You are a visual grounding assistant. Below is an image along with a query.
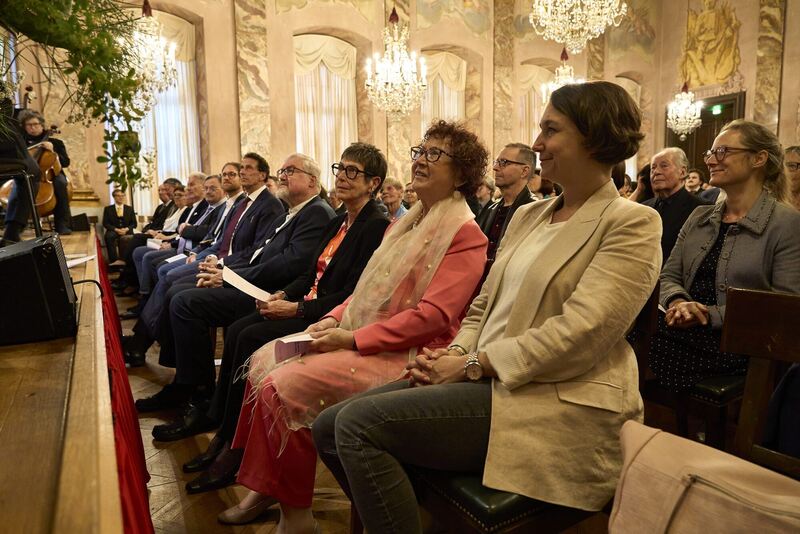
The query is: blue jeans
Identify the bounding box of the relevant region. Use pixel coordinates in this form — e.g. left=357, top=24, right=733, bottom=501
left=312, top=380, right=492, bottom=534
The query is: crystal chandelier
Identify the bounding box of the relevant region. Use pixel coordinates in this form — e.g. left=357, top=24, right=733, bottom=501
left=667, top=83, right=703, bottom=141
left=365, top=8, right=427, bottom=119
left=541, top=48, right=585, bottom=103
left=127, top=1, right=178, bottom=113
left=529, top=0, right=628, bottom=54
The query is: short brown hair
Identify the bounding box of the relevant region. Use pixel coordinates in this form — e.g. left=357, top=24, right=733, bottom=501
left=550, top=81, right=643, bottom=165
left=422, top=120, right=489, bottom=197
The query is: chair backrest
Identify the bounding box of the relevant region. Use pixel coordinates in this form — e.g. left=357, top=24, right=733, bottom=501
left=721, top=287, right=800, bottom=479
left=630, top=281, right=660, bottom=385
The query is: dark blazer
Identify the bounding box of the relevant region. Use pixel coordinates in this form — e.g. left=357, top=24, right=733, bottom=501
left=232, top=196, right=336, bottom=291
left=102, top=204, right=136, bottom=232
left=476, top=186, right=536, bottom=237
left=221, top=188, right=286, bottom=268
left=165, top=200, right=208, bottom=245
left=282, top=199, right=389, bottom=321
left=143, top=200, right=175, bottom=232
left=192, top=193, right=248, bottom=254
left=180, top=200, right=228, bottom=243
left=643, top=187, right=709, bottom=262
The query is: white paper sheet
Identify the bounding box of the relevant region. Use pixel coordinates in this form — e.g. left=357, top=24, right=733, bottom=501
left=222, top=266, right=271, bottom=302
left=147, top=238, right=162, bottom=249
left=274, top=333, right=314, bottom=360
left=66, top=255, right=95, bottom=268
left=164, top=253, right=187, bottom=264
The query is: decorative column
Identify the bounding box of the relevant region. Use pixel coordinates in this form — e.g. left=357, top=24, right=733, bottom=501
left=753, top=0, right=786, bottom=133
left=493, top=0, right=514, bottom=155
left=234, top=0, right=271, bottom=159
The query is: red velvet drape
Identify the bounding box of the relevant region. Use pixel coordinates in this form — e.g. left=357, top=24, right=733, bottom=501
left=96, top=238, right=154, bottom=534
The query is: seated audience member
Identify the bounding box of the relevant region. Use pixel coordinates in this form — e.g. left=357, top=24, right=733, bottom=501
left=649, top=120, right=800, bottom=392
left=628, top=163, right=654, bottom=203
left=475, top=176, right=495, bottom=210
left=402, top=180, right=418, bottom=208
left=380, top=177, right=407, bottom=221
left=158, top=144, right=392, bottom=495
left=135, top=174, right=223, bottom=294
left=527, top=167, right=543, bottom=198
left=131, top=173, right=208, bottom=295
left=103, top=189, right=137, bottom=265
left=477, top=142, right=535, bottom=269
left=326, top=186, right=344, bottom=213
left=645, top=148, right=709, bottom=262
left=539, top=177, right=557, bottom=198
left=785, top=145, right=800, bottom=209
left=697, top=167, right=722, bottom=203
left=214, top=121, right=488, bottom=529
left=685, top=167, right=704, bottom=194
left=311, top=82, right=662, bottom=534
left=123, top=154, right=284, bottom=364
left=152, top=185, right=187, bottom=237
left=133, top=153, right=334, bottom=412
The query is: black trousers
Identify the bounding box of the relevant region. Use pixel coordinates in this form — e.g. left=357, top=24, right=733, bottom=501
left=104, top=228, right=133, bottom=262
left=168, top=286, right=255, bottom=388
left=52, top=173, right=71, bottom=231
left=208, top=311, right=311, bottom=440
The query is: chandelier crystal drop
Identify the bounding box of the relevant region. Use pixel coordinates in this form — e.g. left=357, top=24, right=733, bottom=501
left=541, top=48, right=585, bottom=103
left=125, top=1, right=178, bottom=113
left=529, top=0, right=627, bottom=54
left=365, top=8, right=427, bottom=119
left=667, top=83, right=703, bottom=141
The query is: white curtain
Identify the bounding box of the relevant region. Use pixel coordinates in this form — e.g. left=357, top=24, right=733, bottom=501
left=294, top=34, right=357, bottom=191
left=518, top=65, right=553, bottom=146
left=421, top=51, right=466, bottom=137
left=124, top=11, right=200, bottom=216
left=614, top=77, right=642, bottom=178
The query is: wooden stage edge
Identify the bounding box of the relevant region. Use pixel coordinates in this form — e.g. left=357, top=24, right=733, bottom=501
left=0, top=229, right=122, bottom=533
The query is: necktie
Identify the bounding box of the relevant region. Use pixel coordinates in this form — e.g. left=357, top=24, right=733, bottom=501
left=217, top=197, right=251, bottom=258
left=178, top=205, right=214, bottom=254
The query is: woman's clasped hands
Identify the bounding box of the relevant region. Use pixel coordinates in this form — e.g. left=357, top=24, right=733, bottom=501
left=406, top=348, right=466, bottom=386
left=665, top=298, right=710, bottom=328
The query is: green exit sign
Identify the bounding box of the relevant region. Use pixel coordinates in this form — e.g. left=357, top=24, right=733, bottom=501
left=711, top=104, right=723, bottom=115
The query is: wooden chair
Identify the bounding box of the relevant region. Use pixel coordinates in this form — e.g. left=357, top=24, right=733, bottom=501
left=721, top=287, right=800, bottom=479
left=638, top=290, right=746, bottom=450
left=348, top=284, right=661, bottom=534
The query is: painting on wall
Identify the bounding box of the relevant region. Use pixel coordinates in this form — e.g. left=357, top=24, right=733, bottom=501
left=417, top=0, right=491, bottom=38
left=275, top=0, right=376, bottom=24
left=607, top=0, right=656, bottom=64
left=511, top=0, right=535, bottom=40
left=680, top=0, right=741, bottom=88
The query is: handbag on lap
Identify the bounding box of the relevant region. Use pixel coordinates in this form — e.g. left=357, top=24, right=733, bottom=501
left=608, top=420, right=800, bottom=533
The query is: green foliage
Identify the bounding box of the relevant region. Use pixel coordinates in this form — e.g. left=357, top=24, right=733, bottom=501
left=0, top=0, right=150, bottom=191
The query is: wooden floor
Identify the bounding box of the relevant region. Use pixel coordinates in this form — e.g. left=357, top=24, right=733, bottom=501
left=116, top=293, right=351, bottom=534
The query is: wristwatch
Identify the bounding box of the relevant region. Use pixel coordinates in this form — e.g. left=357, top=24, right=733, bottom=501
left=464, top=352, right=484, bottom=381
left=296, top=301, right=305, bottom=318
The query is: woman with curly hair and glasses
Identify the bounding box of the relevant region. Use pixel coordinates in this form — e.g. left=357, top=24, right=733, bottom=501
left=217, top=121, right=489, bottom=532
left=313, top=81, right=663, bottom=532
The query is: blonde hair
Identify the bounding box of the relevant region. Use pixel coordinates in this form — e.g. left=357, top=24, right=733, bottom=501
left=720, top=119, right=789, bottom=203
left=382, top=177, right=404, bottom=191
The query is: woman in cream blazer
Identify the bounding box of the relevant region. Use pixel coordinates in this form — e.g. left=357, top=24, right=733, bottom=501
left=312, top=82, right=663, bottom=533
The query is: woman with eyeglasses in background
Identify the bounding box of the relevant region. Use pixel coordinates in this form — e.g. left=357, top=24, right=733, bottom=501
left=216, top=122, right=488, bottom=532
left=650, top=120, right=800, bottom=392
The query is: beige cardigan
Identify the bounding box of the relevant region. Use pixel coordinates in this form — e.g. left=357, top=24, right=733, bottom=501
left=451, top=180, right=662, bottom=511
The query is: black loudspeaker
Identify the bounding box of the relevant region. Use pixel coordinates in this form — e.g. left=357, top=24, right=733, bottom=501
left=0, top=235, right=77, bottom=345
left=71, top=212, right=90, bottom=231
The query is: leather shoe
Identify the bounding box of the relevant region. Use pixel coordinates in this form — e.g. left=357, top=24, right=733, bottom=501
left=135, top=383, right=190, bottom=412
left=120, top=310, right=139, bottom=320
left=185, top=467, right=237, bottom=494
left=125, top=349, right=146, bottom=367
left=183, top=435, right=226, bottom=473
left=152, top=403, right=218, bottom=441
left=217, top=497, right=277, bottom=525
left=56, top=227, right=72, bottom=235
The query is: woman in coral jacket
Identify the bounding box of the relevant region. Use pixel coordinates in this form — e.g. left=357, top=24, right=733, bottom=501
left=218, top=120, right=489, bottom=533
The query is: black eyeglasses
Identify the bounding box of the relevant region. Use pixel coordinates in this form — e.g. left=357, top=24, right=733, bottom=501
left=331, top=163, right=372, bottom=180
left=410, top=145, right=459, bottom=163
left=703, top=146, right=758, bottom=163
left=277, top=166, right=314, bottom=178
left=493, top=158, right=527, bottom=168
